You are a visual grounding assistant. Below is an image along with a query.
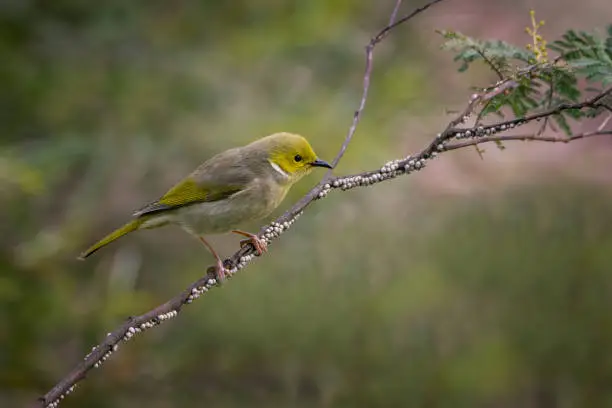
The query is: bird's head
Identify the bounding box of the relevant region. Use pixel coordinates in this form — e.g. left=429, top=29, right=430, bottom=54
left=254, top=132, right=332, bottom=183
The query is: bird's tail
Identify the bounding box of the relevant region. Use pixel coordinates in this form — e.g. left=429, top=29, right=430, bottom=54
left=78, top=219, right=144, bottom=260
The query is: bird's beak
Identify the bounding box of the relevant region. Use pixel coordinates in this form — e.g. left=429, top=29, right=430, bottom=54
left=311, top=158, right=333, bottom=169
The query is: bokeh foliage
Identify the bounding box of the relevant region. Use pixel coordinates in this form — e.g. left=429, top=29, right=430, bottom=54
left=1, top=1, right=611, bottom=407
left=439, top=21, right=612, bottom=134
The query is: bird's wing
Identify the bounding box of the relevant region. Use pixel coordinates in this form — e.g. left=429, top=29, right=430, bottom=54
left=133, top=148, right=253, bottom=217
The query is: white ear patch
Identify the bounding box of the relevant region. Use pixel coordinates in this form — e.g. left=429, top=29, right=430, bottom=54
left=268, top=159, right=289, bottom=179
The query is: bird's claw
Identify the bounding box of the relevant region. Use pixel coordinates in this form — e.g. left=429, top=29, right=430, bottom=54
left=239, top=236, right=268, bottom=256
left=232, top=230, right=268, bottom=256
left=214, top=259, right=233, bottom=283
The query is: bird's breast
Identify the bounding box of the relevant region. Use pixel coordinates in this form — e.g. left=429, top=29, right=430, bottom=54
left=175, top=179, right=289, bottom=235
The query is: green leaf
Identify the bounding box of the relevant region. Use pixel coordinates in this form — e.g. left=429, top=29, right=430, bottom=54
left=440, top=24, right=612, bottom=127
left=553, top=113, right=572, bottom=136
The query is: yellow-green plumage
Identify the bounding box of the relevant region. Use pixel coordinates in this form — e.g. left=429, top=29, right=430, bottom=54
left=79, top=218, right=145, bottom=259
left=79, top=133, right=331, bottom=270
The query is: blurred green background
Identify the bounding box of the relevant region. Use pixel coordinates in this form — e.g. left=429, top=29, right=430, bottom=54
left=2, top=0, right=612, bottom=407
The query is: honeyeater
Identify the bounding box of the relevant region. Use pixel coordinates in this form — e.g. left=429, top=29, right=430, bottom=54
left=79, top=132, right=332, bottom=279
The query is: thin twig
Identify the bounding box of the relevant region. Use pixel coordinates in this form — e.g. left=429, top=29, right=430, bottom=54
left=372, top=0, right=447, bottom=45
left=389, top=0, right=403, bottom=25
left=444, top=86, right=612, bottom=137
left=598, top=113, right=612, bottom=131
left=473, top=47, right=504, bottom=80
left=330, top=0, right=431, bottom=168
left=444, top=130, right=612, bottom=151
left=538, top=77, right=555, bottom=135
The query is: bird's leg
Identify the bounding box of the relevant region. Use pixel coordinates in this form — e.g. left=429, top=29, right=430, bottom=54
left=231, top=230, right=268, bottom=256
left=198, top=236, right=231, bottom=281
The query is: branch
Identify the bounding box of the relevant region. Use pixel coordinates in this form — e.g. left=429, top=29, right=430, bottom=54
left=35, top=1, right=448, bottom=407
left=312, top=88, right=612, bottom=201
left=331, top=0, right=445, bottom=169
left=37, top=4, right=612, bottom=407
left=444, top=129, right=612, bottom=151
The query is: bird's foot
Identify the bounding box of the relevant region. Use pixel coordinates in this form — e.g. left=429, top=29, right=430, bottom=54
left=197, top=236, right=232, bottom=283
left=232, top=230, right=268, bottom=256
left=213, top=258, right=233, bottom=283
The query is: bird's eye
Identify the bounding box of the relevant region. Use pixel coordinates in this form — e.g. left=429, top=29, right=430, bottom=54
left=294, top=154, right=303, bottom=162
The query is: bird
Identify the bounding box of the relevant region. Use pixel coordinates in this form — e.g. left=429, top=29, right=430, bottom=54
left=78, top=132, right=332, bottom=279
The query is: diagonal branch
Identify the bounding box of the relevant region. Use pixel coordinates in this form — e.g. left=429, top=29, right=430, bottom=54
left=37, top=83, right=612, bottom=408
left=35, top=1, right=448, bottom=407
left=37, top=4, right=612, bottom=407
